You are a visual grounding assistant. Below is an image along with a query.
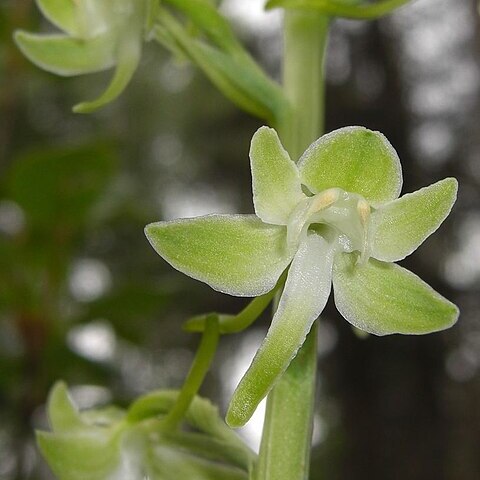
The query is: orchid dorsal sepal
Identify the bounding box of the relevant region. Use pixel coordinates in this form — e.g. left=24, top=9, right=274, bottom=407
left=265, top=0, right=413, bottom=20
left=145, top=125, right=459, bottom=427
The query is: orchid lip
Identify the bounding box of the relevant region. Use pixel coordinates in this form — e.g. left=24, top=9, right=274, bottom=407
left=286, top=187, right=372, bottom=261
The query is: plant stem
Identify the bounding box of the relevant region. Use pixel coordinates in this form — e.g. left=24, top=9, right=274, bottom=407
left=256, top=10, right=329, bottom=480
left=162, top=315, right=219, bottom=430
left=279, top=11, right=329, bottom=160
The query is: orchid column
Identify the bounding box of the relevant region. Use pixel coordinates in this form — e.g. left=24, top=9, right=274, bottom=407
left=255, top=10, right=330, bottom=480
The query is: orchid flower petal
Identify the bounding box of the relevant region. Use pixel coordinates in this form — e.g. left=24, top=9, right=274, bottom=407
left=14, top=31, right=115, bottom=76
left=226, top=233, right=336, bottom=427
left=145, top=214, right=292, bottom=297
left=333, top=253, right=459, bottom=335
left=250, top=127, right=305, bottom=225
left=371, top=178, right=458, bottom=262
left=298, top=126, right=402, bottom=207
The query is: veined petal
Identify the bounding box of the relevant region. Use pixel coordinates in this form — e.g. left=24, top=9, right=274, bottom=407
left=14, top=31, right=116, bottom=76
left=298, top=126, right=402, bottom=207
left=36, top=0, right=78, bottom=36
left=333, top=253, right=459, bottom=336
left=145, top=215, right=292, bottom=297
left=226, top=233, right=336, bottom=427
left=371, top=178, right=458, bottom=262
left=73, top=34, right=141, bottom=113
left=250, top=127, right=304, bottom=225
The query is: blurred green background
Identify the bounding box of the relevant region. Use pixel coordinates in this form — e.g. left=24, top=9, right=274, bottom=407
left=1, top=0, right=480, bottom=479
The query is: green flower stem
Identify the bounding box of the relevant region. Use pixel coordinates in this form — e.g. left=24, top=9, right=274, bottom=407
left=183, top=271, right=287, bottom=334
left=256, top=10, right=330, bottom=480
left=280, top=10, right=329, bottom=160
left=162, top=315, right=219, bottom=430
left=255, top=322, right=318, bottom=480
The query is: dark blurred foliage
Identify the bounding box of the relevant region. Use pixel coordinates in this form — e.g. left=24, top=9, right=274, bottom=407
left=1, top=0, right=480, bottom=479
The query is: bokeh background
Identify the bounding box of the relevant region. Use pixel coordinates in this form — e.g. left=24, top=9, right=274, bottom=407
left=1, top=0, right=480, bottom=478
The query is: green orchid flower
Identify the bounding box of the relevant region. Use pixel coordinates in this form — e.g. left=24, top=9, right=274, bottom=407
left=15, top=0, right=154, bottom=113
left=38, top=383, right=254, bottom=480
left=36, top=382, right=144, bottom=480
left=145, top=126, right=459, bottom=428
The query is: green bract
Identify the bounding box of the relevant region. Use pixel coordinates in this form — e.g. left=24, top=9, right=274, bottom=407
left=265, top=0, right=412, bottom=19
left=38, top=383, right=254, bottom=479
left=15, top=0, right=152, bottom=113
left=145, top=126, right=459, bottom=428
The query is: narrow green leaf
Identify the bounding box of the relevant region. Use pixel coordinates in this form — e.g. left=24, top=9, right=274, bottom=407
left=73, top=35, right=141, bottom=113
left=145, top=214, right=292, bottom=297
left=191, top=42, right=284, bottom=121
left=265, top=0, right=412, bottom=19
left=226, top=233, right=335, bottom=427
left=164, top=0, right=240, bottom=52
left=298, top=126, right=402, bottom=207
left=156, top=11, right=289, bottom=123
left=371, top=178, right=458, bottom=262
left=14, top=31, right=115, bottom=76
left=250, top=127, right=305, bottom=225
left=333, top=253, right=459, bottom=335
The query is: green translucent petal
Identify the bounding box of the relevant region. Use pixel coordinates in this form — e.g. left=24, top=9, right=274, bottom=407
left=298, top=126, right=402, bottom=207
left=226, top=233, right=335, bottom=427
left=47, top=382, right=86, bottom=433
left=14, top=31, right=115, bottom=76
left=145, top=215, right=292, bottom=297
left=333, top=253, right=459, bottom=336
left=73, top=36, right=141, bottom=113
left=371, top=178, right=458, bottom=262
left=36, top=0, right=78, bottom=36
left=250, top=127, right=305, bottom=225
